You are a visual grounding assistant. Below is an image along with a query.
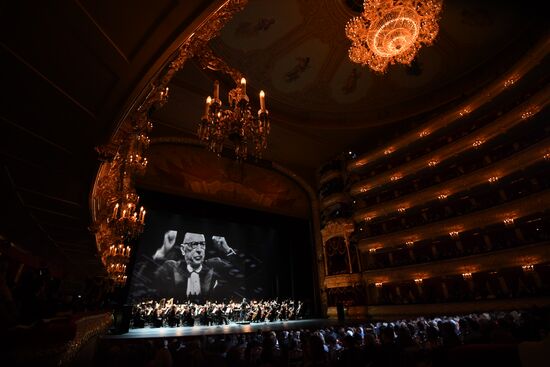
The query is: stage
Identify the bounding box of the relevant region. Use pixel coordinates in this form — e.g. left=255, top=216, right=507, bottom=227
left=103, top=319, right=340, bottom=339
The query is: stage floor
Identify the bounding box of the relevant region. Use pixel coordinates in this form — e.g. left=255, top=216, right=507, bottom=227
left=104, top=319, right=340, bottom=339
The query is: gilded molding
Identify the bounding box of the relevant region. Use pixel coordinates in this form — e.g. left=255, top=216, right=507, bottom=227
left=321, top=219, right=355, bottom=243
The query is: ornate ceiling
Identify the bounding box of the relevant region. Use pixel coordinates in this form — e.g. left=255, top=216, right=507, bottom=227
left=152, top=0, right=546, bottom=179
left=0, top=0, right=547, bottom=278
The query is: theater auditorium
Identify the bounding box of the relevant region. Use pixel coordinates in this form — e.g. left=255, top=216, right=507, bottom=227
left=1, top=0, right=549, bottom=366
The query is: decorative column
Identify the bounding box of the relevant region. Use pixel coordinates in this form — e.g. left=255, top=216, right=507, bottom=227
left=483, top=234, right=493, bottom=251
left=321, top=219, right=356, bottom=275
left=408, top=248, right=416, bottom=261
left=321, top=219, right=367, bottom=318
left=498, top=276, right=510, bottom=295
left=441, top=280, right=449, bottom=299
left=431, top=243, right=438, bottom=258
left=370, top=284, right=381, bottom=304
left=514, top=228, right=525, bottom=242
left=455, top=239, right=464, bottom=253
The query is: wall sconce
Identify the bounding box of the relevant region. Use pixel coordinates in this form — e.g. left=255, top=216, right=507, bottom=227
left=503, top=218, right=515, bottom=227
left=375, top=282, right=383, bottom=288
left=458, top=107, right=471, bottom=117
left=462, top=272, right=472, bottom=280
left=472, top=139, right=484, bottom=147
left=158, top=87, right=170, bottom=104
left=503, top=75, right=518, bottom=88
left=369, top=248, right=377, bottom=253
left=522, top=265, right=534, bottom=272
left=520, top=108, right=536, bottom=120
left=390, top=175, right=402, bottom=181
left=543, top=153, right=550, bottom=160
left=449, top=231, right=460, bottom=239
left=397, top=207, right=406, bottom=213
left=488, top=176, right=499, bottom=183
left=438, top=194, right=448, bottom=200
left=419, top=130, right=430, bottom=137
left=364, top=216, right=372, bottom=222
left=428, top=160, right=438, bottom=167
left=414, top=278, right=423, bottom=284
left=405, top=241, right=414, bottom=247
left=384, top=148, right=394, bottom=155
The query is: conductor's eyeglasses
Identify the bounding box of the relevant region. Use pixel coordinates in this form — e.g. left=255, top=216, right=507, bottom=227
left=184, top=241, right=206, bottom=250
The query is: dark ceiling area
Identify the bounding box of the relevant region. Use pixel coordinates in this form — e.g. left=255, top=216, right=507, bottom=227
left=0, top=0, right=547, bottom=280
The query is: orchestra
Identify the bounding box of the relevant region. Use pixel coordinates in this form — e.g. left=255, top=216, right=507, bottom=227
left=130, top=298, right=304, bottom=328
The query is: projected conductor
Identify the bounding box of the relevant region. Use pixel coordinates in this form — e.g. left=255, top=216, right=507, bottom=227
left=153, top=232, right=235, bottom=300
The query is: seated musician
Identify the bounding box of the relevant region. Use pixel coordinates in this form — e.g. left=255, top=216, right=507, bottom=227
left=166, top=304, right=179, bottom=327
left=131, top=305, right=145, bottom=328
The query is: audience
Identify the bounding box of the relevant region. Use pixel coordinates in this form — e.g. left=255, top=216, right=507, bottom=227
left=94, top=307, right=549, bottom=367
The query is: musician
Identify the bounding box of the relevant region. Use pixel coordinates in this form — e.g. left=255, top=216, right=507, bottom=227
left=152, top=307, right=164, bottom=328
left=130, top=298, right=305, bottom=328
left=153, top=232, right=234, bottom=301
left=239, top=297, right=249, bottom=321
left=250, top=300, right=263, bottom=323
left=131, top=305, right=145, bottom=328
left=212, top=303, right=228, bottom=325
left=166, top=304, right=179, bottom=327
left=182, top=305, right=195, bottom=326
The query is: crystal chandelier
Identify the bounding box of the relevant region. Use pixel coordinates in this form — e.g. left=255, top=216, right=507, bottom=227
left=198, top=78, right=269, bottom=160
left=345, top=0, right=443, bottom=73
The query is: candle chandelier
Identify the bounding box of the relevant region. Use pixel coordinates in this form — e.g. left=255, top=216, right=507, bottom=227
left=108, top=189, right=146, bottom=239
left=94, top=114, right=156, bottom=286
left=345, top=0, right=443, bottom=73
left=103, top=243, right=131, bottom=282
left=198, top=77, right=269, bottom=160
left=104, top=123, right=152, bottom=241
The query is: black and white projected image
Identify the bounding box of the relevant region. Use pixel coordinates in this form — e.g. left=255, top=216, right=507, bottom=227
left=128, top=210, right=273, bottom=303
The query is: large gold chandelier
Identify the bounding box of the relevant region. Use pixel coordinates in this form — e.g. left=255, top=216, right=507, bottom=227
left=345, top=0, right=443, bottom=73
left=94, top=113, right=157, bottom=286
left=198, top=77, right=269, bottom=160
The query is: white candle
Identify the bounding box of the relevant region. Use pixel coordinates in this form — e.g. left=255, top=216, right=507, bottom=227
left=141, top=210, right=146, bottom=224
left=240, top=78, right=246, bottom=95
left=205, top=96, right=211, bottom=116
left=112, top=203, right=119, bottom=219
left=259, top=90, right=265, bottom=111
left=213, top=81, right=219, bottom=100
